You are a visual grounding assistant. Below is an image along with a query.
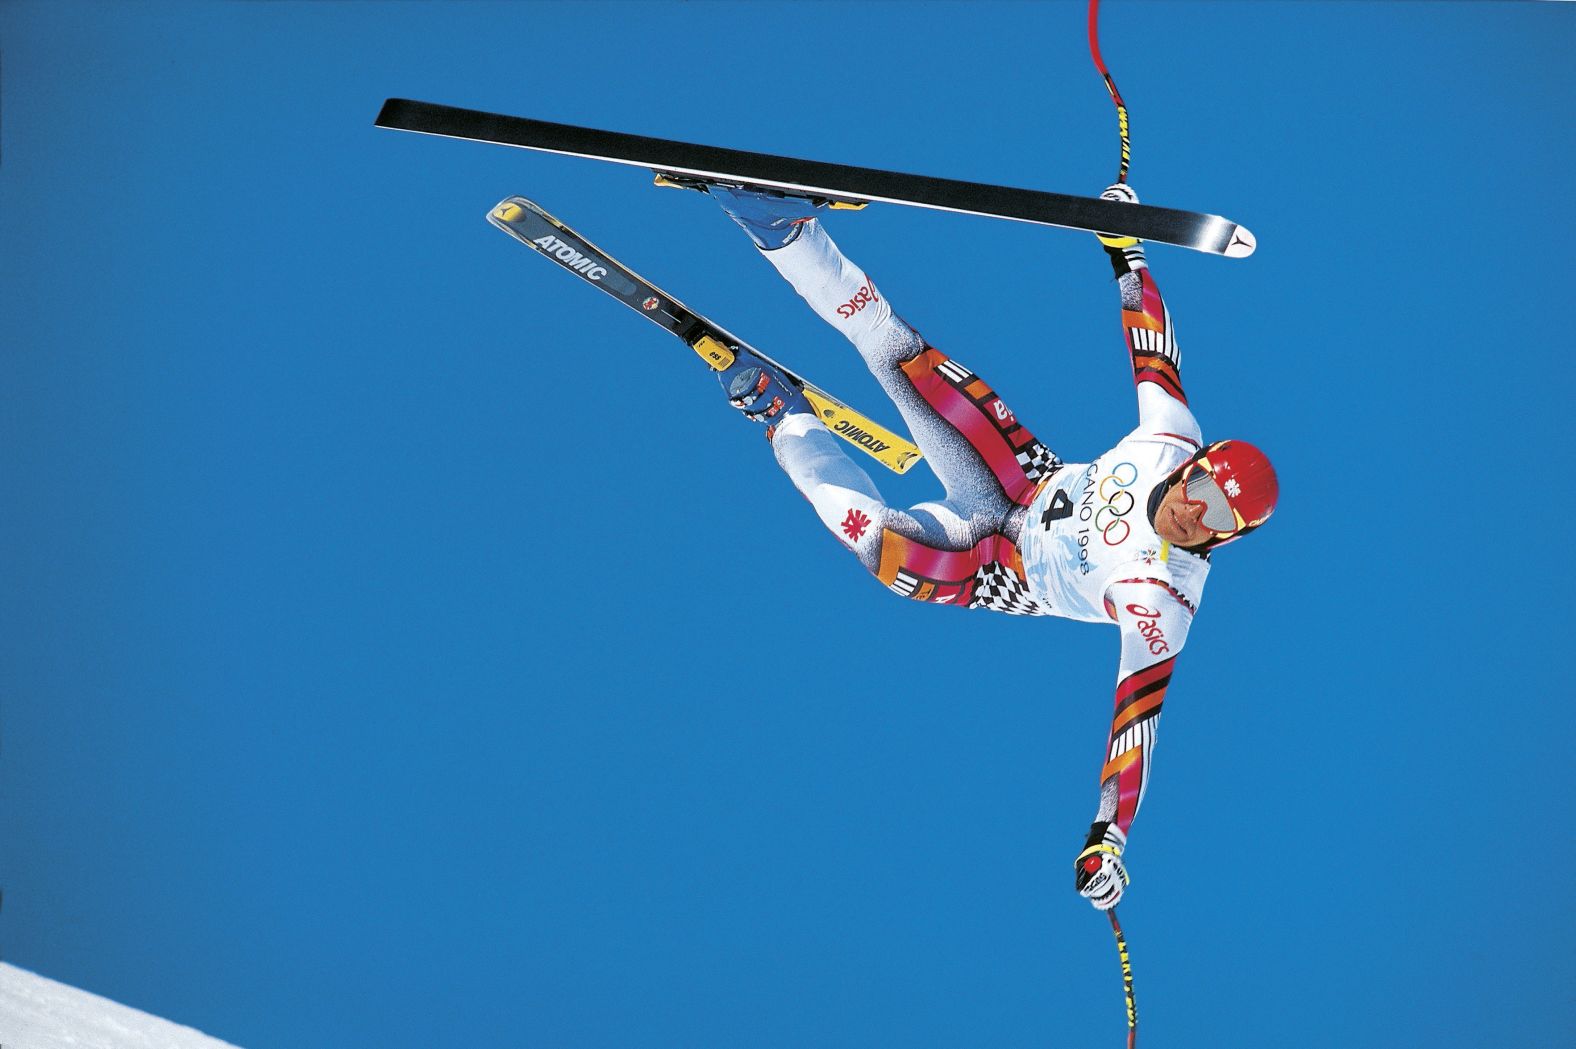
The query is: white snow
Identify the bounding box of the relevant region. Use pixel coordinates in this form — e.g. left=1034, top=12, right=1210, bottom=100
left=0, top=962, right=243, bottom=1049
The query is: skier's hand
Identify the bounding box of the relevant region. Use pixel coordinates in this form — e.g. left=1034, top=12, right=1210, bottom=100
left=1096, top=183, right=1140, bottom=249
left=1074, top=822, right=1129, bottom=911
left=1100, top=183, right=1139, bottom=205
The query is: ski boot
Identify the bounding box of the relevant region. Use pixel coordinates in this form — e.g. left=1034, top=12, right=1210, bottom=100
left=654, top=174, right=860, bottom=250
left=719, top=349, right=811, bottom=435
left=706, top=184, right=828, bottom=250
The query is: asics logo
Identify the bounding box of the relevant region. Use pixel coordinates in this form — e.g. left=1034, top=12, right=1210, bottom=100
left=1124, top=602, right=1170, bottom=655
left=533, top=235, right=608, bottom=281
left=836, top=277, right=879, bottom=319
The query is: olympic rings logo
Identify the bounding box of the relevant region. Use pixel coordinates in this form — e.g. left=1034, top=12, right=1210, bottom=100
left=1093, top=462, right=1139, bottom=546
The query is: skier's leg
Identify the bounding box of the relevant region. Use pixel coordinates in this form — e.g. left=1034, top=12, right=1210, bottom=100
left=706, top=188, right=1053, bottom=613
left=749, top=216, right=1062, bottom=535
left=715, top=345, right=964, bottom=566
left=767, top=412, right=928, bottom=573
left=766, top=413, right=1040, bottom=614
left=710, top=282, right=1048, bottom=616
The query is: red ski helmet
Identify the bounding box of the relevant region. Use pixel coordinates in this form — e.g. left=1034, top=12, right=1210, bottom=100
left=1166, top=440, right=1278, bottom=550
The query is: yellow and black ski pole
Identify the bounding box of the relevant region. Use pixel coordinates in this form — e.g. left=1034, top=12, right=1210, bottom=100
left=1108, top=907, right=1138, bottom=1048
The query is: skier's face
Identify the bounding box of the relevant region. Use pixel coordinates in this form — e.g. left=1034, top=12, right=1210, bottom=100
left=1154, top=480, right=1216, bottom=547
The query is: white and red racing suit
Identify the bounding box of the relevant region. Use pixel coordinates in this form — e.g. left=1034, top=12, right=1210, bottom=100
left=752, top=221, right=1203, bottom=841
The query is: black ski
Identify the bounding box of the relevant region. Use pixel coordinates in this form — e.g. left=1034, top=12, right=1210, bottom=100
left=378, top=99, right=1256, bottom=258
left=487, top=196, right=923, bottom=475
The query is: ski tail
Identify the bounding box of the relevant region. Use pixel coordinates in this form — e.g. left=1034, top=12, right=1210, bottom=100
left=488, top=197, right=923, bottom=475
left=798, top=390, right=922, bottom=475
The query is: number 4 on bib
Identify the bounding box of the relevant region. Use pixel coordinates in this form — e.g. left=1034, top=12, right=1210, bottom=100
left=1042, top=490, right=1076, bottom=526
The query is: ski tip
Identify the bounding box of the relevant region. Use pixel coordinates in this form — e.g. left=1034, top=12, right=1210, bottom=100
left=1223, top=224, right=1257, bottom=258
left=492, top=200, right=527, bottom=223
left=373, top=98, right=409, bottom=128
left=487, top=196, right=541, bottom=246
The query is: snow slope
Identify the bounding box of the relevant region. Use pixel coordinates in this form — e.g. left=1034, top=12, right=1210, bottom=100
left=0, top=963, right=243, bottom=1049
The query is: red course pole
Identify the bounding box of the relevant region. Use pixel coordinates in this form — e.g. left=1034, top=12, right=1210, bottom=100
left=1087, top=0, right=1131, bottom=186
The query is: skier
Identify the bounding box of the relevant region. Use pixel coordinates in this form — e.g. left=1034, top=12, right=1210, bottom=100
left=702, top=183, right=1278, bottom=911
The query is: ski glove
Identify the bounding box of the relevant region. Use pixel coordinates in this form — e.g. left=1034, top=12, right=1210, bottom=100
left=1096, top=183, right=1140, bottom=250
left=1074, top=821, right=1129, bottom=911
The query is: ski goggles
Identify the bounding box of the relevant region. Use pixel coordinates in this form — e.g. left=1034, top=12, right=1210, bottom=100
left=1179, top=456, right=1243, bottom=536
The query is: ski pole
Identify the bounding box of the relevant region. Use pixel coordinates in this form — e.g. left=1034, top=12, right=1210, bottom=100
left=1087, top=0, right=1131, bottom=186
left=1108, top=906, right=1138, bottom=1048
left=1090, top=11, right=1139, bottom=1035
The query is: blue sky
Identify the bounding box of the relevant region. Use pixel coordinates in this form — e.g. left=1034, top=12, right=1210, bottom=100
left=2, top=2, right=1571, bottom=1047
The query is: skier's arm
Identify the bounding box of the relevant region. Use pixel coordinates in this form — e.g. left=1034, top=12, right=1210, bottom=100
left=1095, top=580, right=1194, bottom=836
left=1074, top=578, right=1194, bottom=909
left=1106, top=245, right=1200, bottom=443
